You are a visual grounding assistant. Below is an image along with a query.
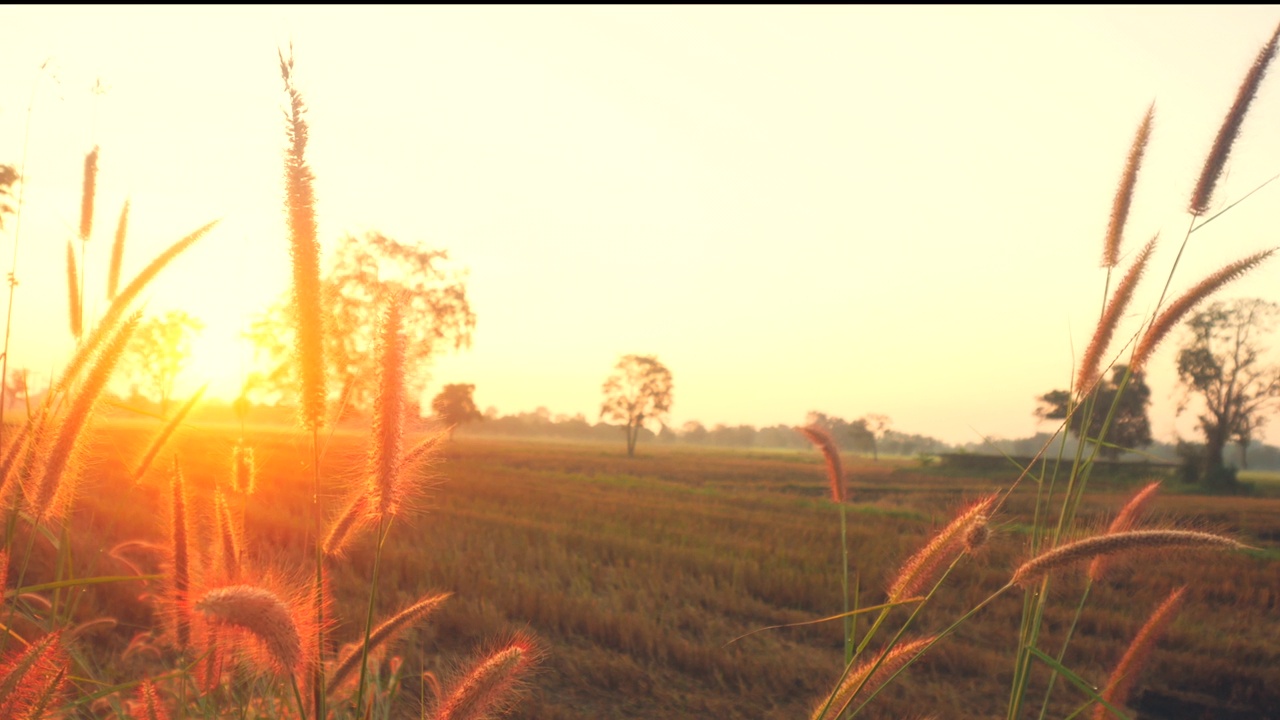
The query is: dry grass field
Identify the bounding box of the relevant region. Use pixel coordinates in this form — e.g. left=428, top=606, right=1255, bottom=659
left=49, top=423, right=1280, bottom=719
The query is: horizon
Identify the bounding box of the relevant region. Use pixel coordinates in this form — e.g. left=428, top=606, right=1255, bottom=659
left=3, top=7, right=1280, bottom=446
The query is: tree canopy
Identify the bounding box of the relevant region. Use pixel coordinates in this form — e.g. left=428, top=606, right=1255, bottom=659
left=1036, top=364, right=1152, bottom=460
left=1176, top=298, right=1280, bottom=478
left=601, top=354, right=673, bottom=458
left=245, top=232, right=475, bottom=417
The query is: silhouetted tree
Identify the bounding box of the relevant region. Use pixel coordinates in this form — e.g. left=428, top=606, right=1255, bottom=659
left=119, top=310, right=204, bottom=415
left=863, top=414, right=891, bottom=460
left=601, top=354, right=673, bottom=457
left=431, top=383, right=483, bottom=437
left=1176, top=299, right=1280, bottom=480
left=246, top=232, right=475, bottom=415
left=1036, top=364, right=1152, bottom=460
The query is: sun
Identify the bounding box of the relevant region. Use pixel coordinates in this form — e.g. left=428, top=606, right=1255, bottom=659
left=177, top=314, right=259, bottom=404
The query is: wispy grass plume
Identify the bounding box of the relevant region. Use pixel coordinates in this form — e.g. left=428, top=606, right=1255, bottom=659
left=1093, top=587, right=1187, bottom=720
left=1102, top=105, right=1153, bottom=268
left=1012, top=530, right=1241, bottom=587
left=434, top=634, right=541, bottom=720
left=65, top=240, right=81, bottom=339
left=888, top=495, right=994, bottom=602
left=54, top=220, right=217, bottom=394
left=170, top=458, right=190, bottom=651
left=1089, top=481, right=1161, bottom=582
left=1078, top=236, right=1156, bottom=393
left=1131, top=249, right=1274, bottom=371
left=797, top=424, right=845, bottom=502
left=79, top=146, right=98, bottom=241
left=370, top=298, right=405, bottom=519
left=107, top=198, right=129, bottom=300
left=31, top=312, right=139, bottom=518
left=1189, top=22, right=1280, bottom=215
left=328, top=591, right=450, bottom=694
left=279, top=48, right=326, bottom=431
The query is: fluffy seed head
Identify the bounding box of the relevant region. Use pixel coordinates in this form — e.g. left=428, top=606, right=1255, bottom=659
left=1013, top=530, right=1241, bottom=587
left=32, top=313, right=139, bottom=518
left=1131, top=249, right=1274, bottom=372
left=135, top=678, right=171, bottom=720
left=279, top=48, right=326, bottom=431
left=108, top=199, right=129, bottom=300
left=434, top=633, right=542, bottom=720
left=170, top=459, right=191, bottom=650
left=66, top=240, right=81, bottom=339
left=1094, top=587, right=1187, bottom=720
left=797, top=424, right=845, bottom=502
left=195, top=584, right=304, bottom=675
left=1103, top=105, right=1153, bottom=268
left=1189, top=23, right=1280, bottom=215
left=80, top=146, right=98, bottom=240
left=888, top=495, right=995, bottom=602
left=327, top=591, right=451, bottom=694
left=1078, top=236, right=1156, bottom=393
left=812, top=636, right=935, bottom=720
left=369, top=298, right=406, bottom=518
left=1089, top=481, right=1162, bottom=582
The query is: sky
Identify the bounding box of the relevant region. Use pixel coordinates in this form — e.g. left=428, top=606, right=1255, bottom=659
left=2, top=6, right=1280, bottom=446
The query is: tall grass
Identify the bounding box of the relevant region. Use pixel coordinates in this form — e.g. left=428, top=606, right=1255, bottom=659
left=803, top=21, right=1280, bottom=720
left=0, top=51, right=538, bottom=719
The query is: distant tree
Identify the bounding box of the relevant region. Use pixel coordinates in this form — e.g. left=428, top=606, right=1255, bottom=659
left=681, top=420, right=708, bottom=445
left=601, top=354, right=673, bottom=457
left=805, top=412, right=876, bottom=455
left=4, top=368, right=28, bottom=411
left=1036, top=364, right=1152, bottom=460
left=863, top=414, right=892, bottom=460
left=431, top=383, right=483, bottom=437
left=119, top=310, right=204, bottom=415
left=1175, top=299, right=1280, bottom=480
left=245, top=232, right=475, bottom=415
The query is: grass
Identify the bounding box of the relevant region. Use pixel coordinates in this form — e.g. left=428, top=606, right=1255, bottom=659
left=3, top=25, right=1280, bottom=720
left=50, top=430, right=1280, bottom=719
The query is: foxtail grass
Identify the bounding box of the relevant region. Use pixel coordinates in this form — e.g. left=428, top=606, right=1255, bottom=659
left=798, top=423, right=855, bottom=664
left=1189, top=22, right=1280, bottom=215
left=328, top=591, right=451, bottom=695
left=1130, top=249, right=1275, bottom=372
left=1012, top=530, right=1242, bottom=588
left=65, top=241, right=81, bottom=340
left=433, top=634, right=541, bottom=720
left=1102, top=105, right=1152, bottom=269
left=1093, top=587, right=1187, bottom=720
left=280, top=45, right=328, bottom=719
left=107, top=199, right=128, bottom=300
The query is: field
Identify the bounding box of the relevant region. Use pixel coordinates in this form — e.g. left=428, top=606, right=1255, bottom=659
left=54, top=422, right=1280, bottom=719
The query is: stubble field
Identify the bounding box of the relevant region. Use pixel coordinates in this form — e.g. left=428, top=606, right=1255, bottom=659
left=55, top=423, right=1280, bottom=719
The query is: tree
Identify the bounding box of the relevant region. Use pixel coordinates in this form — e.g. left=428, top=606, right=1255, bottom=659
left=1175, top=299, right=1280, bottom=480
left=863, top=414, right=891, bottom=460
left=600, top=354, right=673, bottom=457
left=119, top=310, right=204, bottom=415
left=245, top=232, right=475, bottom=416
left=431, top=383, right=482, bottom=437
left=1036, top=364, right=1152, bottom=460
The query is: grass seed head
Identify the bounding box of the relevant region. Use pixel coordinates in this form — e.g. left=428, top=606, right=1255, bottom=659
left=1102, top=104, right=1153, bottom=268
left=195, top=583, right=307, bottom=677
left=1094, top=586, right=1187, bottom=720
left=888, top=495, right=995, bottom=602
left=434, top=632, right=542, bottom=720
left=1013, top=530, right=1242, bottom=588
left=797, top=424, right=845, bottom=503
left=1189, top=22, right=1280, bottom=215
